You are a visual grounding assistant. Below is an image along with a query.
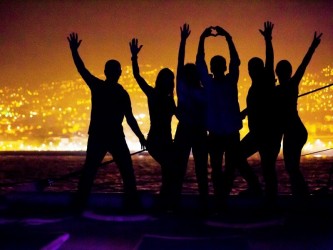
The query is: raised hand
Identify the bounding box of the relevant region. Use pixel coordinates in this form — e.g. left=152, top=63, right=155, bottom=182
left=67, top=32, right=82, bottom=51
left=181, top=23, right=191, bottom=40
left=310, top=32, right=323, bottom=49
left=129, top=38, right=143, bottom=57
left=215, top=26, right=229, bottom=37
left=259, top=21, right=274, bottom=40
left=201, top=26, right=215, bottom=38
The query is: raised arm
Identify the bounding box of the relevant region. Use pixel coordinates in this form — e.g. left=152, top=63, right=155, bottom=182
left=129, top=38, right=153, bottom=96
left=259, top=21, right=275, bottom=84
left=177, top=23, right=191, bottom=80
left=176, top=23, right=191, bottom=98
left=215, top=26, right=240, bottom=76
left=67, top=33, right=98, bottom=86
left=124, top=93, right=146, bottom=149
left=293, top=32, right=322, bottom=84
left=196, top=27, right=214, bottom=83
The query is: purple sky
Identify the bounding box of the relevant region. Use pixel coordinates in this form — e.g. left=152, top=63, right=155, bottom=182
left=0, top=0, right=332, bottom=87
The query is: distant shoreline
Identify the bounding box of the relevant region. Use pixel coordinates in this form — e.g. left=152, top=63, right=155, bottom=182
left=0, top=150, right=151, bottom=156
left=0, top=151, right=332, bottom=195
left=0, top=150, right=332, bottom=159
left=0, top=150, right=86, bottom=156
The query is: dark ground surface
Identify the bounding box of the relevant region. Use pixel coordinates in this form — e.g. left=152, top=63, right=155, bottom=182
left=1, top=152, right=332, bottom=195
left=0, top=192, right=333, bottom=250
left=0, top=152, right=333, bottom=249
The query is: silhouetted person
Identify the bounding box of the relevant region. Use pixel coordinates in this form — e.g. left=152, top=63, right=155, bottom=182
left=242, top=21, right=282, bottom=203
left=275, top=32, right=322, bottom=198
left=129, top=38, right=177, bottom=211
left=173, top=23, right=209, bottom=212
left=67, top=33, right=146, bottom=214
left=196, top=26, right=261, bottom=211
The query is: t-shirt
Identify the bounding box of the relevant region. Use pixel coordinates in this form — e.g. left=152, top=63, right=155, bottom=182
left=87, top=79, right=131, bottom=138
left=196, top=55, right=242, bottom=135
left=176, top=77, right=206, bottom=129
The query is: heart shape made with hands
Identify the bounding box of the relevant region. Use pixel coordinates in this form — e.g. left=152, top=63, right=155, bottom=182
left=208, top=26, right=229, bottom=37
left=210, top=27, right=219, bottom=37
left=210, top=27, right=218, bottom=36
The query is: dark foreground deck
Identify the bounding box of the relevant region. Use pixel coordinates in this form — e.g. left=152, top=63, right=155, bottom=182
left=1, top=192, right=333, bottom=250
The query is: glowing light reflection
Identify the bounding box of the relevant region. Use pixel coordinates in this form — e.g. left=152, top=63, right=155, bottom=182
left=0, top=65, right=331, bottom=156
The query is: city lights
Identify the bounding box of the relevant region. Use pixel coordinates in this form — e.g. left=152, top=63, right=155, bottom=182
left=0, top=64, right=332, bottom=152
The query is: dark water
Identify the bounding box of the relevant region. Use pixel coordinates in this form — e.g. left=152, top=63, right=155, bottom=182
left=0, top=151, right=332, bottom=195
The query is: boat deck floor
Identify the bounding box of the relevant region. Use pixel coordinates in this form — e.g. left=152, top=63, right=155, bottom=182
left=0, top=192, right=332, bottom=250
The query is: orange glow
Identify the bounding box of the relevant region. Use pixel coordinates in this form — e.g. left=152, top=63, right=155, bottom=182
left=0, top=64, right=332, bottom=153
left=0, top=1, right=332, bottom=153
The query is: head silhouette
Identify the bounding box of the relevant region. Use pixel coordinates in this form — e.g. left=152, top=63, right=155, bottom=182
left=155, top=68, right=175, bottom=96
left=248, top=57, right=265, bottom=83
left=210, top=55, right=226, bottom=78
left=276, top=60, right=292, bottom=85
left=184, top=63, right=201, bottom=88
left=104, top=60, right=122, bottom=83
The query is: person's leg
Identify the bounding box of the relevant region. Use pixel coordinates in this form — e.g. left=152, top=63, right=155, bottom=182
left=223, top=132, right=242, bottom=196
left=173, top=123, right=192, bottom=198
left=192, top=128, right=209, bottom=209
left=240, top=132, right=259, bottom=158
left=109, top=137, right=139, bottom=210
left=238, top=132, right=262, bottom=195
left=72, top=135, right=106, bottom=214
left=283, top=122, right=309, bottom=197
left=160, top=148, right=179, bottom=212
left=147, top=135, right=178, bottom=210
left=208, top=132, right=225, bottom=211
left=147, top=139, right=167, bottom=196
left=259, top=138, right=279, bottom=201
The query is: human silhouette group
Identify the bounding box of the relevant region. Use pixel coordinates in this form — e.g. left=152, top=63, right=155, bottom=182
left=67, top=21, right=322, bottom=215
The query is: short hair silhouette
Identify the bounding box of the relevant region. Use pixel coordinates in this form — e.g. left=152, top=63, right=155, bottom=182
left=155, top=68, right=174, bottom=96
left=184, top=63, right=201, bottom=88
left=210, top=55, right=227, bottom=75
left=248, top=57, right=265, bottom=82
left=276, top=60, right=292, bottom=85
left=104, top=59, right=122, bottom=82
